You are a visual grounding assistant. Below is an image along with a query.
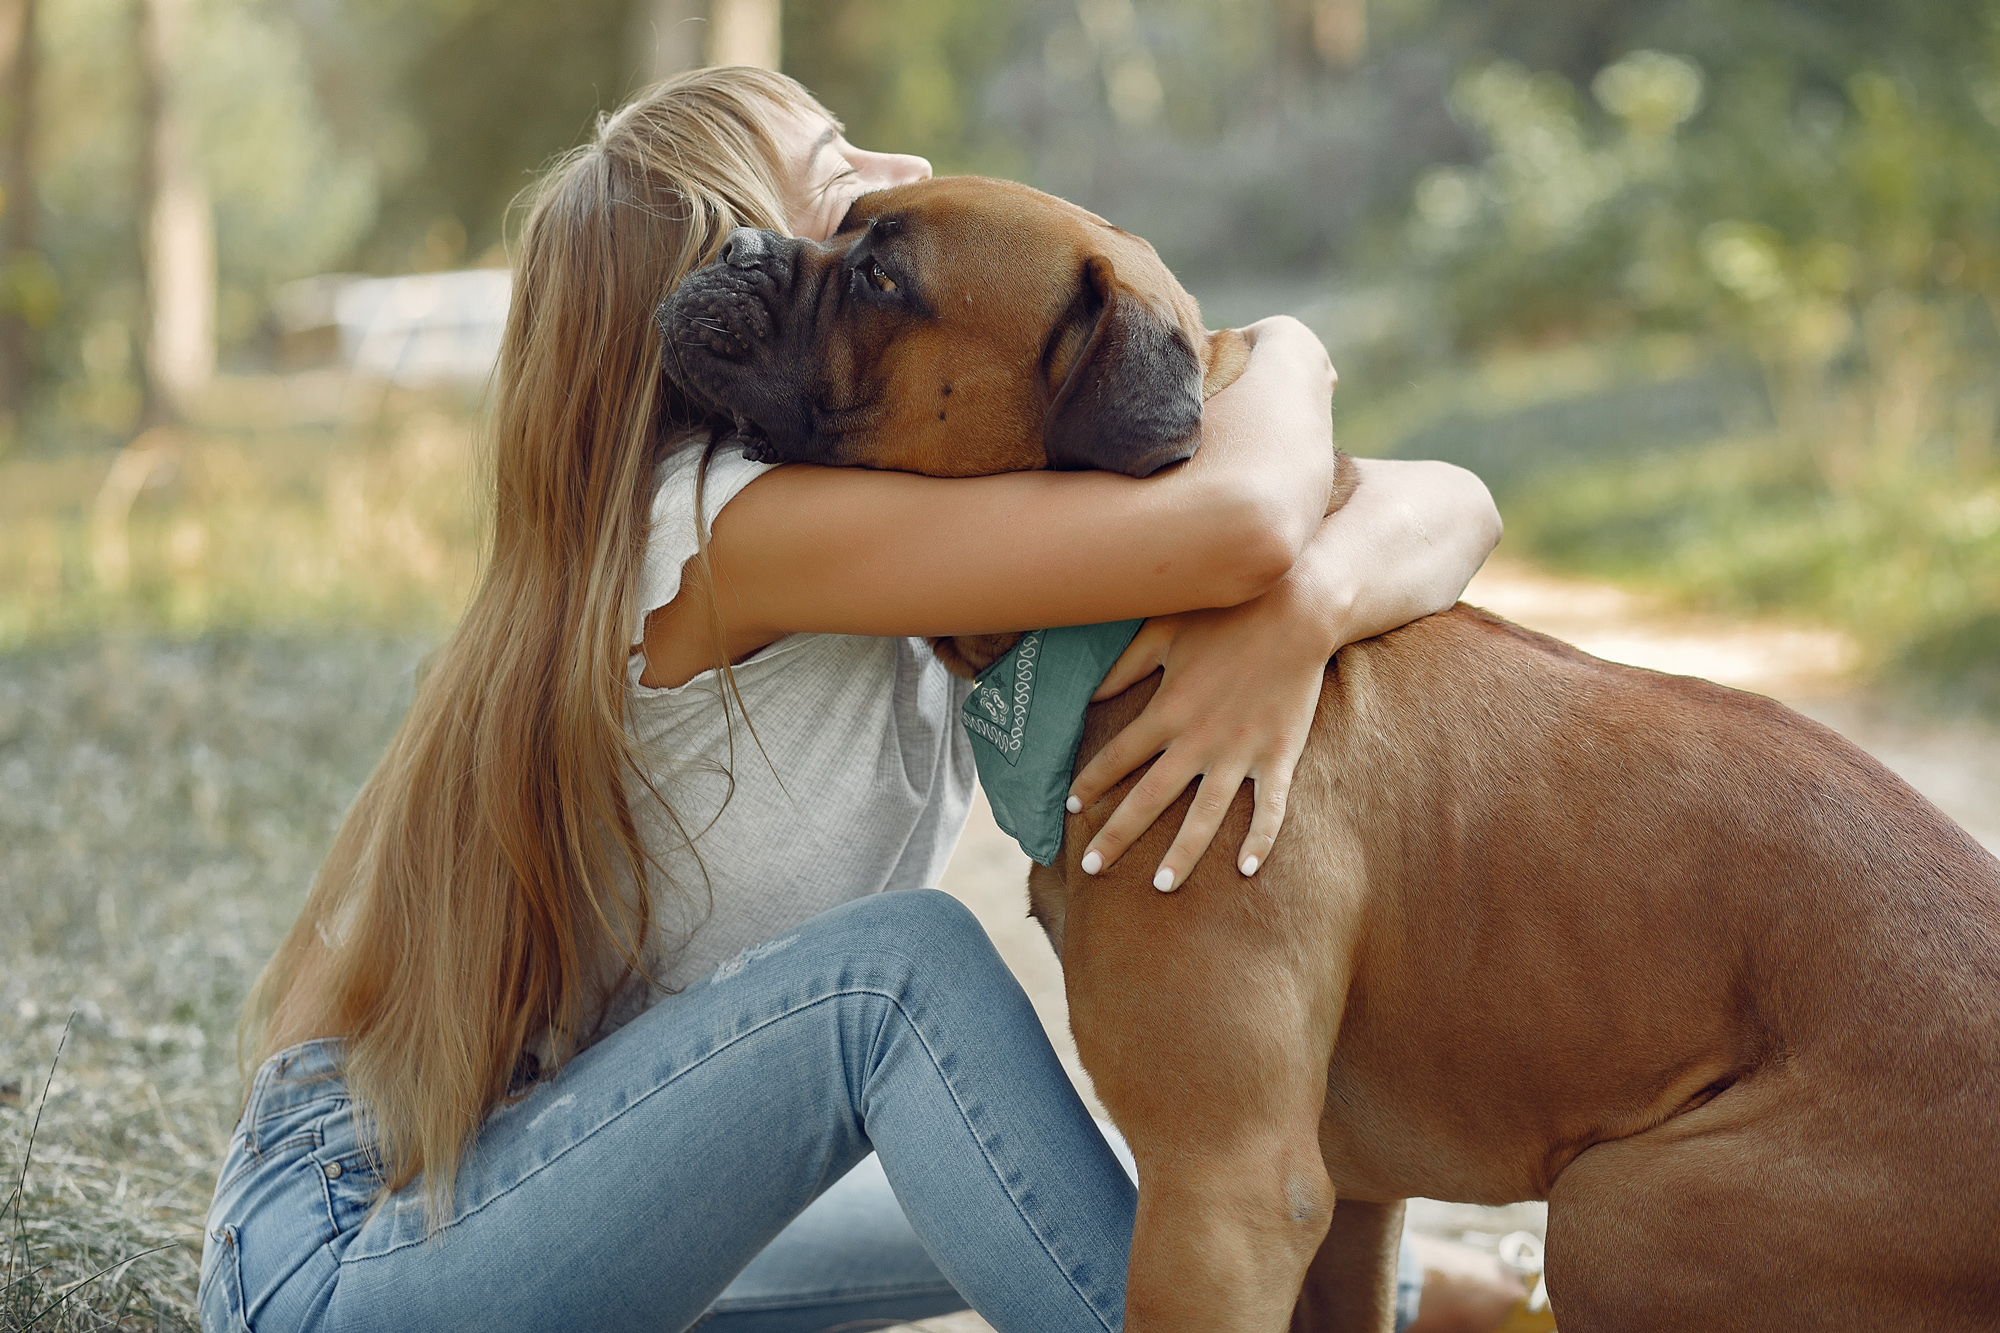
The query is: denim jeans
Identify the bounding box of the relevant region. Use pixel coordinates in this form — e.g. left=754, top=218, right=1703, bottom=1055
left=200, top=890, right=1421, bottom=1332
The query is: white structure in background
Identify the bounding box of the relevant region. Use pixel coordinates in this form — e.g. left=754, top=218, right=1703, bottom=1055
left=274, top=269, right=512, bottom=389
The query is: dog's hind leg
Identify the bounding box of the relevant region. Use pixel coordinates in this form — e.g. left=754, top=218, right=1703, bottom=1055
left=1543, top=1066, right=2000, bottom=1333
left=1291, top=1198, right=1406, bottom=1333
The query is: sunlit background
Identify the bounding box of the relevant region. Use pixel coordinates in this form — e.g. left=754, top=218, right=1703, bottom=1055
left=2, top=2, right=1997, bottom=1327
left=1, top=0, right=1995, bottom=696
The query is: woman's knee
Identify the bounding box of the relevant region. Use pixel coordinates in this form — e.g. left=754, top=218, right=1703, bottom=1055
left=830, top=891, right=1015, bottom=996
left=839, top=889, right=986, bottom=948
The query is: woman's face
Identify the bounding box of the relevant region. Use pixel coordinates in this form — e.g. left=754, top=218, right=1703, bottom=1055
left=771, top=104, right=932, bottom=243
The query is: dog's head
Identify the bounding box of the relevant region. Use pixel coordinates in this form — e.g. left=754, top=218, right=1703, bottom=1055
left=656, top=176, right=1247, bottom=479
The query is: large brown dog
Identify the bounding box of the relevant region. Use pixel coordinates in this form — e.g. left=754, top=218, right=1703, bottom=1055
left=659, top=176, right=2000, bottom=1331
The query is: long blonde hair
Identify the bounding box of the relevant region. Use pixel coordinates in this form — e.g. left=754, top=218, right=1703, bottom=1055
left=242, top=67, right=832, bottom=1218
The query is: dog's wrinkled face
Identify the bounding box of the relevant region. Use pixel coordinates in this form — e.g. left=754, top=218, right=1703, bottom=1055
left=657, top=176, right=1235, bottom=478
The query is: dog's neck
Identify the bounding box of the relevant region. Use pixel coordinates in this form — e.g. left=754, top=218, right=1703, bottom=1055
left=927, top=632, right=1023, bottom=682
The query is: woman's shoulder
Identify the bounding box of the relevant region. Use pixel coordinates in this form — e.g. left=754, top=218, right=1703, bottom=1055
left=632, top=434, right=778, bottom=645
left=626, top=632, right=962, bottom=710
left=650, top=433, right=776, bottom=531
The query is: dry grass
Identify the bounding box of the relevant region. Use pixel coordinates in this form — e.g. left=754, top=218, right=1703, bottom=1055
left=0, top=386, right=484, bottom=650
left=0, top=634, right=433, bottom=1329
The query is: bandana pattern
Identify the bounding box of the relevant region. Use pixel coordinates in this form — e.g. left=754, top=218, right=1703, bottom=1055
left=960, top=620, right=1143, bottom=865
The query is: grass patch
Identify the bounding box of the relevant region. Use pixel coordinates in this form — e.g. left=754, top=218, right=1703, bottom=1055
left=0, top=635, right=432, bottom=1328
left=1502, top=435, right=2000, bottom=707
left=0, top=393, right=483, bottom=650
left=1346, top=340, right=2000, bottom=713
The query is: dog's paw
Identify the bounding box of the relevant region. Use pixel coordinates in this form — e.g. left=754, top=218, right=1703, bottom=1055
left=728, top=417, right=779, bottom=464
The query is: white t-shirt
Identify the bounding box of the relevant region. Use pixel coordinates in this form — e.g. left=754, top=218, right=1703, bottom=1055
left=591, top=437, right=977, bottom=1037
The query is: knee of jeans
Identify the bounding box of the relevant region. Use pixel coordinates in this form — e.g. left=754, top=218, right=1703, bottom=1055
left=841, top=891, right=1007, bottom=991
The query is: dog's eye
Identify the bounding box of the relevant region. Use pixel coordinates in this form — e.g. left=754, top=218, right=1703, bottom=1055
left=868, top=261, right=897, bottom=293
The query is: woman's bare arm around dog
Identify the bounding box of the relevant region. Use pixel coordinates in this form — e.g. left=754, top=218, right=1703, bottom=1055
left=641, top=315, right=1337, bottom=688
left=1069, top=457, right=1502, bottom=891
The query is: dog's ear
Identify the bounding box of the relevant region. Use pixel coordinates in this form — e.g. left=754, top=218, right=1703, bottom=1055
left=1043, top=256, right=1204, bottom=478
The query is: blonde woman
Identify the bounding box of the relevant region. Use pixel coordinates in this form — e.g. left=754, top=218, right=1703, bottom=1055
left=201, top=68, right=1506, bottom=1333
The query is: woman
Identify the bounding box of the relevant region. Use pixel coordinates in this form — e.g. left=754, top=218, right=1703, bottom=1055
left=202, top=67, right=1507, bottom=1333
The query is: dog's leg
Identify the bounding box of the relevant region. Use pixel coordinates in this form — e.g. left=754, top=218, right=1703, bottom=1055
left=1543, top=1060, right=1999, bottom=1332
left=1088, top=970, right=1340, bottom=1333
left=1060, top=836, right=1364, bottom=1332
left=1291, top=1199, right=1406, bottom=1333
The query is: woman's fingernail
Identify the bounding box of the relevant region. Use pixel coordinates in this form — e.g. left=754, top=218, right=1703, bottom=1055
left=1065, top=795, right=1082, bottom=814
left=1240, top=855, right=1259, bottom=876
left=1153, top=867, right=1176, bottom=893
left=1080, top=850, right=1103, bottom=875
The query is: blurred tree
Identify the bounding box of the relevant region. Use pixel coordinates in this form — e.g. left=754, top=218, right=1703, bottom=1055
left=637, top=0, right=708, bottom=79
left=1403, top=3, right=2000, bottom=356
left=27, top=0, right=374, bottom=443
left=347, top=0, right=639, bottom=270
left=1309, top=0, right=1367, bottom=69
left=137, top=0, right=214, bottom=425
left=710, top=0, right=779, bottom=68
left=1387, top=0, right=2000, bottom=705
left=0, top=0, right=38, bottom=429
left=782, top=0, right=1021, bottom=174
left=635, top=0, right=779, bottom=81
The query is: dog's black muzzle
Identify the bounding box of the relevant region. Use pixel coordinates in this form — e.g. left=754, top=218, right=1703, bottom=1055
left=656, top=228, right=824, bottom=458
left=658, top=228, right=805, bottom=364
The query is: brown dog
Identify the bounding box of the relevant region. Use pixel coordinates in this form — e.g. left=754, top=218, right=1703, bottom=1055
left=659, top=176, right=2000, bottom=1332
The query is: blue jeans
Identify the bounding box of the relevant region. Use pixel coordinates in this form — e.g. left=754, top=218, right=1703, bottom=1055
left=200, top=890, right=1421, bottom=1332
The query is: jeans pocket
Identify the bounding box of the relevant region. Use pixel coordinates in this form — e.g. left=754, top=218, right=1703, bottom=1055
left=313, top=1111, right=386, bottom=1234
left=198, top=1224, right=253, bottom=1333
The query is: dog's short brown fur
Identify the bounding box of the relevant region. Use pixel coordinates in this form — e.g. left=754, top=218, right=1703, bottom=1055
left=660, top=177, right=2000, bottom=1332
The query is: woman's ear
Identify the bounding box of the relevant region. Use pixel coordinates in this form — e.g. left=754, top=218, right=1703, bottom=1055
left=1043, top=256, right=1205, bottom=478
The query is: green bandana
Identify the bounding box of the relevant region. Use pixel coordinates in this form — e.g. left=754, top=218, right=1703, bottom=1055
left=960, top=620, right=1143, bottom=866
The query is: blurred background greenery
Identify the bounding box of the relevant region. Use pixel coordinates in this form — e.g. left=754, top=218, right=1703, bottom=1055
left=1, top=3, right=1996, bottom=1325
left=1, top=0, right=1995, bottom=705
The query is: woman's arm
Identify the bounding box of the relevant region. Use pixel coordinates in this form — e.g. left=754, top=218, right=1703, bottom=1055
left=1065, top=457, right=1503, bottom=890
left=642, top=317, right=1336, bottom=688
left=1277, top=457, right=1505, bottom=648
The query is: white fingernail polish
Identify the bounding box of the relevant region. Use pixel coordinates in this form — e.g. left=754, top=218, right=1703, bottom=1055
left=1066, top=795, right=1082, bottom=814
left=1080, top=850, right=1102, bottom=875
left=1241, top=855, right=1259, bottom=876
left=1154, top=867, right=1175, bottom=892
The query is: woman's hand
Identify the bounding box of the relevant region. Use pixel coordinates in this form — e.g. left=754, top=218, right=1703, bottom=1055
left=1067, top=456, right=1501, bottom=890
left=1066, top=582, right=1335, bottom=892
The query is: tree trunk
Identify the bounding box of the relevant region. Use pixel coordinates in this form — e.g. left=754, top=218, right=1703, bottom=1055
left=635, top=0, right=779, bottom=85
left=1313, top=0, right=1367, bottom=68
left=706, top=0, right=779, bottom=70
left=638, top=0, right=708, bottom=83
left=137, top=0, right=213, bottom=426
left=0, top=0, right=35, bottom=422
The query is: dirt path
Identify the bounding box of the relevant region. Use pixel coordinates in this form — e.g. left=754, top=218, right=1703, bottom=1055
left=899, top=562, right=1998, bottom=1331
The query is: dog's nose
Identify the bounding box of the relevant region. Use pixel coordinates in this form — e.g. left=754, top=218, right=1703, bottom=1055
left=721, top=228, right=773, bottom=269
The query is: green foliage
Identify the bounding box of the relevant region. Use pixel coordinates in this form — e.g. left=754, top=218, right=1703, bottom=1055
left=34, top=0, right=381, bottom=442
left=343, top=0, right=642, bottom=269
left=783, top=0, right=1026, bottom=176
left=1497, top=427, right=2000, bottom=709
left=21, top=0, right=643, bottom=439
left=1372, top=2, right=2000, bottom=708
